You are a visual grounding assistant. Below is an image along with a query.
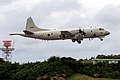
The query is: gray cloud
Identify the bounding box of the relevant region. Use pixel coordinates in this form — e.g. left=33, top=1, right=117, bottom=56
left=94, top=4, right=120, bottom=55
left=29, top=0, right=82, bottom=27
left=1, top=0, right=81, bottom=63
left=0, top=0, right=82, bottom=32
left=0, top=0, right=119, bottom=63
left=95, top=5, right=120, bottom=29
left=0, top=0, right=12, bottom=5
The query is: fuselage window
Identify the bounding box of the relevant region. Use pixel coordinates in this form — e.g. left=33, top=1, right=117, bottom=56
left=47, top=34, right=50, bottom=36
left=51, top=33, right=53, bottom=35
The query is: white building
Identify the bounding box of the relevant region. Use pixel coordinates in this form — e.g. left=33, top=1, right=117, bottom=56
left=92, top=59, right=120, bottom=64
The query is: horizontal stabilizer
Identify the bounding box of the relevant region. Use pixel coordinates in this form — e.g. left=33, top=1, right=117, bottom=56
left=9, top=33, right=21, bottom=35
left=23, top=30, right=34, bottom=35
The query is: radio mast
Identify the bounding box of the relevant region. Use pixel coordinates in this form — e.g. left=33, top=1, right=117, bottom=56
left=0, top=40, right=14, bottom=61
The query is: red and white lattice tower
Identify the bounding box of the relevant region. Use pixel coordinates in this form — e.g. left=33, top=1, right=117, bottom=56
left=0, top=40, right=14, bottom=61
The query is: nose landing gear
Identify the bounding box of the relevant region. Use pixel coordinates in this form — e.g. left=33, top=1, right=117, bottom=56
left=99, top=38, right=103, bottom=41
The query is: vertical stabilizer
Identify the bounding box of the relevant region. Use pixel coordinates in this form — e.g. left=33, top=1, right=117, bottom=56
left=25, top=17, right=48, bottom=32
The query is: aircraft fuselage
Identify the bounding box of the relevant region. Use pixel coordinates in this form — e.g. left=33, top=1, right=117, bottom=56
left=10, top=17, right=110, bottom=44
left=21, top=28, right=109, bottom=40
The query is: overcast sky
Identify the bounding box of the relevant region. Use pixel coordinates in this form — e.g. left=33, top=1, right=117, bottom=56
left=0, top=0, right=120, bottom=63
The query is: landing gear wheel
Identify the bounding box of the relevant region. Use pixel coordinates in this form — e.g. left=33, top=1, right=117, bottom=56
left=72, top=39, right=76, bottom=42
left=77, top=40, right=81, bottom=44
left=100, top=38, right=103, bottom=41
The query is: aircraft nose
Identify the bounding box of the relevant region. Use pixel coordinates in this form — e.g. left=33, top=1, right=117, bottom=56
left=105, top=31, right=110, bottom=35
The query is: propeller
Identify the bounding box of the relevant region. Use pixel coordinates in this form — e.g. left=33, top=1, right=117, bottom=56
left=79, top=28, right=83, bottom=33
left=82, top=29, right=86, bottom=36
left=78, top=28, right=86, bottom=36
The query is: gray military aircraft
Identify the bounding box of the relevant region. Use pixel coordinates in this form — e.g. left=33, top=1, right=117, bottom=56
left=10, top=17, right=110, bottom=44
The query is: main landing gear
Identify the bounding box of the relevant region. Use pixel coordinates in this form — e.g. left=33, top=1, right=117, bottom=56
left=72, top=39, right=81, bottom=44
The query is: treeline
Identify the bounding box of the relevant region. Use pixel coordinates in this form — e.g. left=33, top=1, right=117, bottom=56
left=0, top=55, right=120, bottom=80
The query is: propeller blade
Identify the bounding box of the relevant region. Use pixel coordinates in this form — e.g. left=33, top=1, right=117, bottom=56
left=78, top=28, right=86, bottom=36
left=82, top=29, right=86, bottom=36
left=79, top=28, right=82, bottom=33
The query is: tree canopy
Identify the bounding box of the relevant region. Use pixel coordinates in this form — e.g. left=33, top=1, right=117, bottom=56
left=0, top=54, right=120, bottom=80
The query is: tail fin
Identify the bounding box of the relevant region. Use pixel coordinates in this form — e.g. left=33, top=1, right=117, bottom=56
left=25, top=17, right=48, bottom=32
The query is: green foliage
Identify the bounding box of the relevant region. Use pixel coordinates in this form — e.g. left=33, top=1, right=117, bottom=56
left=0, top=62, right=19, bottom=80
left=67, top=73, right=120, bottom=80
left=0, top=55, right=120, bottom=80
left=0, top=58, right=5, bottom=62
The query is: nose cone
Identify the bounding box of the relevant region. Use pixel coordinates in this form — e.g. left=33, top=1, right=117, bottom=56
left=105, top=31, right=110, bottom=35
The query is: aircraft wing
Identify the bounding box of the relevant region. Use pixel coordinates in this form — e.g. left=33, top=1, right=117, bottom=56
left=60, top=31, right=74, bottom=39
left=61, top=31, right=74, bottom=36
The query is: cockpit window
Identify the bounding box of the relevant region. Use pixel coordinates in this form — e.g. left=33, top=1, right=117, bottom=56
left=99, top=28, right=104, bottom=30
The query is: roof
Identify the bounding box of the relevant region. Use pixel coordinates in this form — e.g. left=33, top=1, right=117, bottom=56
left=93, top=59, right=120, bottom=61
